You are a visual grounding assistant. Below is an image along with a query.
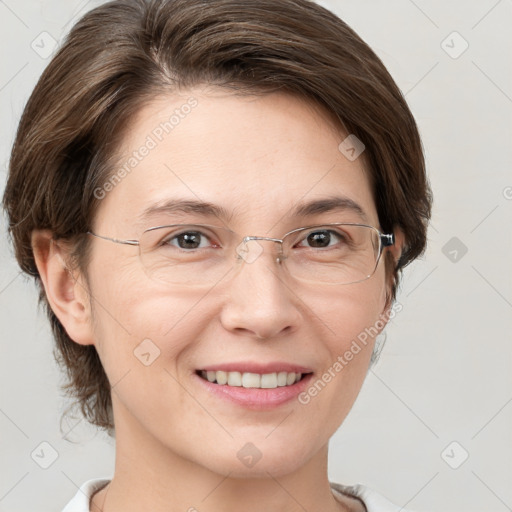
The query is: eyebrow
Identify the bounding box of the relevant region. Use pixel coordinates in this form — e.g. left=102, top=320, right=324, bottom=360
left=139, top=199, right=234, bottom=223
left=139, top=196, right=368, bottom=224
left=291, top=196, right=368, bottom=222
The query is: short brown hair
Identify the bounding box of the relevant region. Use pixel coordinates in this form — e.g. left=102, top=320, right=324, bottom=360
left=3, top=0, right=432, bottom=434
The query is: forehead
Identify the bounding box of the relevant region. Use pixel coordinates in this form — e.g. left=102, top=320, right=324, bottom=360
left=94, top=88, right=378, bottom=232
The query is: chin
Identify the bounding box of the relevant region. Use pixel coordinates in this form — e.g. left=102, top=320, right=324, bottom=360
left=192, top=436, right=317, bottom=479
left=206, top=456, right=310, bottom=480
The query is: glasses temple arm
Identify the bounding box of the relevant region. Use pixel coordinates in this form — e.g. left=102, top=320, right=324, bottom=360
left=87, top=231, right=140, bottom=246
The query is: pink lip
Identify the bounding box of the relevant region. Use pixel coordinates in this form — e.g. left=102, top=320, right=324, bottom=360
left=194, top=372, right=314, bottom=410
left=198, top=362, right=313, bottom=374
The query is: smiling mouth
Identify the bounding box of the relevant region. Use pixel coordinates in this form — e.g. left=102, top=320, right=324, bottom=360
left=196, top=370, right=312, bottom=389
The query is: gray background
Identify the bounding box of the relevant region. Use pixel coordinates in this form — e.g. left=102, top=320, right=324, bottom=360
left=1, top=1, right=511, bottom=511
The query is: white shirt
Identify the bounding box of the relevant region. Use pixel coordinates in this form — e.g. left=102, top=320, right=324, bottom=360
left=62, top=478, right=413, bottom=511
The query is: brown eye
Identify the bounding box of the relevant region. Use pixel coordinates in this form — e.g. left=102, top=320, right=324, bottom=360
left=298, top=229, right=344, bottom=249
left=163, top=230, right=211, bottom=250
left=306, top=231, right=331, bottom=247
left=176, top=232, right=203, bottom=249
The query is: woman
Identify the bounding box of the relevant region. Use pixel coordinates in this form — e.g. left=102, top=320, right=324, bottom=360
left=3, top=0, right=431, bottom=510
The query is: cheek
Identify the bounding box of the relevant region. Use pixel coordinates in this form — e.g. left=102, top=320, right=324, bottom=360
left=312, top=270, right=388, bottom=348
left=297, top=277, right=387, bottom=421
left=86, top=256, right=210, bottom=382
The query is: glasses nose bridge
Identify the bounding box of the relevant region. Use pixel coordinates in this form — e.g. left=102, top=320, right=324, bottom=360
left=238, top=234, right=286, bottom=264
left=241, top=235, right=283, bottom=245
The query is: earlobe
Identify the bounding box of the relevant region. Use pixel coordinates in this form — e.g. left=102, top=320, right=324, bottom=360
left=31, top=230, right=94, bottom=346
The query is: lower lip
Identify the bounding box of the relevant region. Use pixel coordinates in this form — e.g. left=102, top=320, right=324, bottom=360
left=194, top=372, right=314, bottom=410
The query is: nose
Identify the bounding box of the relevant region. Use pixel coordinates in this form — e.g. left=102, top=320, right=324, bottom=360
left=219, top=240, right=303, bottom=340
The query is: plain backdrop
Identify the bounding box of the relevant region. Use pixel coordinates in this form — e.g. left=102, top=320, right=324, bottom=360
left=1, top=1, right=511, bottom=511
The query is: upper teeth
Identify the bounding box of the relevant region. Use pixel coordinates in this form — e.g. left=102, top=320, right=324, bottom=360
left=200, top=370, right=302, bottom=388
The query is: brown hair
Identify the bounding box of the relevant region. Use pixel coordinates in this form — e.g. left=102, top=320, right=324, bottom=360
left=3, top=0, right=431, bottom=434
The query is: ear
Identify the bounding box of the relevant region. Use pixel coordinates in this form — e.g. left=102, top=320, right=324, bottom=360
left=388, top=227, right=405, bottom=269
left=382, top=226, right=405, bottom=313
left=31, top=230, right=94, bottom=346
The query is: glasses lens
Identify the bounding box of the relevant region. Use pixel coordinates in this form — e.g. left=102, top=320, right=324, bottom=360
left=283, top=224, right=382, bottom=285
left=139, top=224, right=235, bottom=285
left=138, top=223, right=384, bottom=286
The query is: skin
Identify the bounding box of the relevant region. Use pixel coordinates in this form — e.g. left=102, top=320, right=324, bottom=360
left=33, top=87, right=402, bottom=512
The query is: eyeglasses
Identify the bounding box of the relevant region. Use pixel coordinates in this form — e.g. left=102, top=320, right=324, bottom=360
left=87, top=223, right=394, bottom=286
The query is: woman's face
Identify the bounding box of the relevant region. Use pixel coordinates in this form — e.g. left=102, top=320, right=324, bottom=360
left=83, top=88, right=394, bottom=476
